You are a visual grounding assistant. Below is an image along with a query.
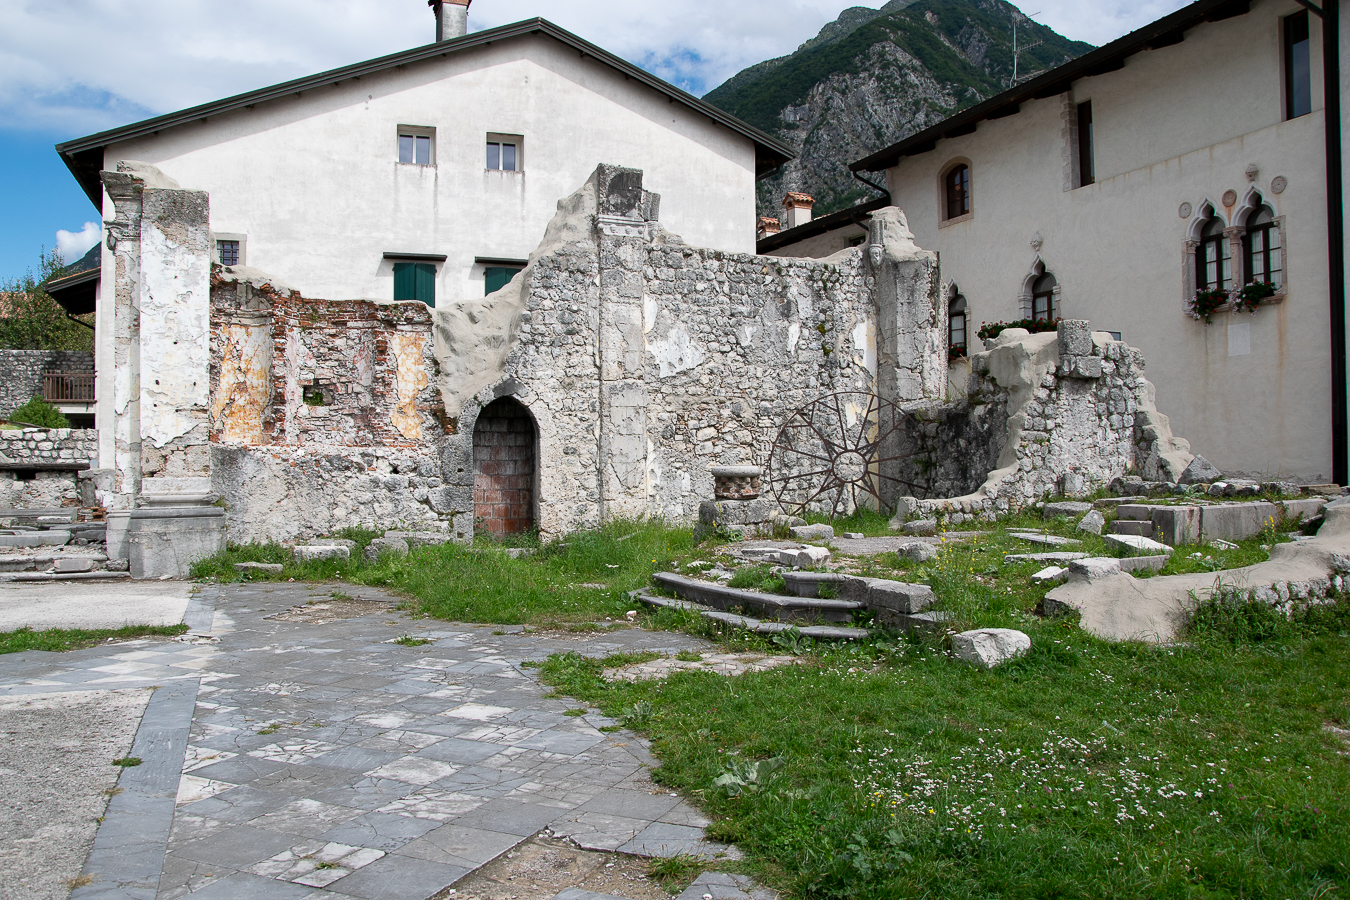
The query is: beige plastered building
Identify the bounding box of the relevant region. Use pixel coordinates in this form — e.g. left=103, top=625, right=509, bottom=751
left=768, top=0, right=1350, bottom=482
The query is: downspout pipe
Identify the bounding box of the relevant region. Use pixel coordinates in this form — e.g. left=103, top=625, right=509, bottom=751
left=1324, top=1, right=1346, bottom=486
left=851, top=169, right=892, bottom=206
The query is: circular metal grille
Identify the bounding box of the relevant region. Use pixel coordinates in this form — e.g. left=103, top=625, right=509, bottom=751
left=767, top=392, right=923, bottom=519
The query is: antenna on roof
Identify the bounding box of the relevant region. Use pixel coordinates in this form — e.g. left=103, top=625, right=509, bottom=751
left=1011, top=9, right=1044, bottom=85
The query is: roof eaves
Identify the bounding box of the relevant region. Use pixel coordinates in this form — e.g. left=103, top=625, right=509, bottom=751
left=850, top=0, right=1248, bottom=172
left=56, top=17, right=796, bottom=206
left=756, top=197, right=888, bottom=255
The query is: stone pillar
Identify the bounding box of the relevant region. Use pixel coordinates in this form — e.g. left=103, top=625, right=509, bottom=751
left=98, top=162, right=225, bottom=575
left=868, top=207, right=943, bottom=513
left=594, top=165, right=659, bottom=521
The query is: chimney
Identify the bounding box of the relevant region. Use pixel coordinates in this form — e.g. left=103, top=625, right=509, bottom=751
left=783, top=192, right=814, bottom=229
left=430, top=0, right=471, bottom=41
left=757, top=217, right=781, bottom=241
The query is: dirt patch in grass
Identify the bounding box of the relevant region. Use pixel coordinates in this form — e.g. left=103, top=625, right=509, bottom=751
left=435, top=832, right=673, bottom=900
left=266, top=598, right=393, bottom=624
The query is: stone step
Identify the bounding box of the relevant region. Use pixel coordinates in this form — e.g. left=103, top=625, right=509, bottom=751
left=1109, top=519, right=1155, bottom=537
left=0, top=571, right=130, bottom=583
left=781, top=571, right=851, bottom=598
left=631, top=591, right=871, bottom=641
left=1114, top=504, right=1157, bottom=521
left=0, top=554, right=53, bottom=572
left=652, top=572, right=863, bottom=624
left=0, top=532, right=70, bottom=549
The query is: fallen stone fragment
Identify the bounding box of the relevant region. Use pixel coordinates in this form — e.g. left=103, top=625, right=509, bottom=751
left=903, top=518, right=938, bottom=536
left=234, top=562, right=283, bottom=575
left=739, top=546, right=784, bottom=562
left=1119, top=555, right=1169, bottom=573
left=1044, top=501, right=1092, bottom=519
left=105, top=558, right=129, bottom=572
left=951, top=629, right=1031, bottom=669
left=1209, top=538, right=1238, bottom=550
left=1178, top=454, right=1223, bottom=485
left=294, top=545, right=350, bottom=563
left=842, top=577, right=934, bottom=614
left=364, top=537, right=410, bottom=562
left=313, top=538, right=357, bottom=550
left=1010, top=532, right=1080, bottom=547
left=1104, top=533, right=1174, bottom=555
left=1068, top=557, right=1123, bottom=581
left=1031, top=566, right=1067, bottom=585
left=53, top=558, right=98, bottom=574
left=1003, top=551, right=1089, bottom=563
left=841, top=532, right=865, bottom=540
left=789, top=524, right=834, bottom=542
left=898, top=541, right=937, bottom=562
left=1076, top=509, right=1106, bottom=535
left=779, top=546, right=831, bottom=568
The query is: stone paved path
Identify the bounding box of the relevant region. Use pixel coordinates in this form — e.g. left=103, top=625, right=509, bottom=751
left=0, top=582, right=761, bottom=900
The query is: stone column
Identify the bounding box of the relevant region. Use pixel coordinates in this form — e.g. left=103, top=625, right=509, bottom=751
left=98, top=162, right=224, bottom=575
left=594, top=165, right=658, bottom=521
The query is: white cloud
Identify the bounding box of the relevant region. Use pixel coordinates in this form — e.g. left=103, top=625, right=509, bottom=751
left=0, top=1, right=1190, bottom=137
left=55, top=221, right=101, bottom=263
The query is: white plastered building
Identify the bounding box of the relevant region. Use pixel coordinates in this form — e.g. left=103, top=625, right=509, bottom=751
left=767, top=0, right=1350, bottom=483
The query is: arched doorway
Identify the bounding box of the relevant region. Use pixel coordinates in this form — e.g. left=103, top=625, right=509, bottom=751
left=473, top=397, right=537, bottom=536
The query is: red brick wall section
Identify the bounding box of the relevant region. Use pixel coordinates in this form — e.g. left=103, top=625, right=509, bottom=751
left=473, top=400, right=536, bottom=535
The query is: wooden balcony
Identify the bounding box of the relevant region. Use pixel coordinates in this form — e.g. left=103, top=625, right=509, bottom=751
left=43, top=372, right=95, bottom=403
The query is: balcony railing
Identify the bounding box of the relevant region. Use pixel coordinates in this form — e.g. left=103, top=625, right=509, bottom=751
left=43, top=372, right=95, bottom=403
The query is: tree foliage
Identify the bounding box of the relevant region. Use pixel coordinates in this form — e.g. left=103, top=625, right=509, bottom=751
left=0, top=248, right=95, bottom=352
left=6, top=397, right=70, bottom=429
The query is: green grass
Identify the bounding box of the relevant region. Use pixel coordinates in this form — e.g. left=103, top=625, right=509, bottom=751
left=392, top=635, right=433, bottom=647
left=0, top=624, right=189, bottom=655
left=192, top=520, right=698, bottom=626
left=537, top=597, right=1350, bottom=900
left=111, top=757, right=141, bottom=767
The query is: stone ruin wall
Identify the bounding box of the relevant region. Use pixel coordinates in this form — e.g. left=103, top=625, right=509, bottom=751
left=154, top=161, right=1195, bottom=544
left=0, top=351, right=95, bottom=418
left=208, top=272, right=453, bottom=543
left=904, top=321, right=1193, bottom=524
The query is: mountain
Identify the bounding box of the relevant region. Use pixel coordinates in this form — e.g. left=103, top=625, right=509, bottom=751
left=704, top=0, right=1094, bottom=220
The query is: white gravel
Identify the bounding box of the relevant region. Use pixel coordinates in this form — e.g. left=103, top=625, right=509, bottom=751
left=0, top=688, right=152, bottom=900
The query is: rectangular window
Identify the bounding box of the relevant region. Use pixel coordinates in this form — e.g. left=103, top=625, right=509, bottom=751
left=1285, top=11, right=1311, bottom=119
left=1198, top=235, right=1232, bottom=291
left=217, top=240, right=240, bottom=267
left=486, top=134, right=522, bottom=172
left=393, top=262, right=436, bottom=307
left=397, top=127, right=434, bottom=165
left=484, top=266, right=523, bottom=296
left=1076, top=101, right=1095, bottom=187
left=1244, top=223, right=1284, bottom=289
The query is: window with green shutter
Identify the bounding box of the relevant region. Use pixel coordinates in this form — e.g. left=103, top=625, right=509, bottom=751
left=393, top=262, right=436, bottom=307
left=485, top=266, right=523, bottom=296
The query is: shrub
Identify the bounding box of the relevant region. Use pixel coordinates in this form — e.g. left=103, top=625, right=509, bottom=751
left=6, top=397, right=69, bottom=429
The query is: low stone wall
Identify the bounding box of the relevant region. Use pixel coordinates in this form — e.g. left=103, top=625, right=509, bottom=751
left=0, top=428, right=98, bottom=509
left=0, top=351, right=94, bottom=417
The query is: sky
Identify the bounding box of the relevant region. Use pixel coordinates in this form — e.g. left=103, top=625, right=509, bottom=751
left=0, top=0, right=1190, bottom=284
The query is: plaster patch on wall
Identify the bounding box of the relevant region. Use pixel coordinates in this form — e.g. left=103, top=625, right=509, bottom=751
left=852, top=320, right=877, bottom=375
left=644, top=295, right=658, bottom=333
left=787, top=322, right=801, bottom=355
left=647, top=320, right=706, bottom=377
left=1228, top=322, right=1251, bottom=357
left=390, top=332, right=430, bottom=440
left=212, top=324, right=271, bottom=444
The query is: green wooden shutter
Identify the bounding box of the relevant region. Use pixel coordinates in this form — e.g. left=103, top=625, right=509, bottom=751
left=414, top=263, right=436, bottom=308
left=393, top=263, right=415, bottom=301
left=485, top=266, right=522, bottom=296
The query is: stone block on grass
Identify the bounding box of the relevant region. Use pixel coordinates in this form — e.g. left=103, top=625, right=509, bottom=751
left=1068, top=557, right=1123, bottom=581
left=1031, top=566, right=1068, bottom=585
left=903, top=518, right=938, bottom=536
left=898, top=541, right=937, bottom=563
left=1151, top=506, right=1201, bottom=546
left=779, top=546, right=831, bottom=568
left=234, top=562, right=283, bottom=575
left=1044, top=501, right=1092, bottom=519
left=1104, top=533, right=1174, bottom=556
left=1200, top=502, right=1279, bottom=543
left=789, top=524, right=834, bottom=542
left=1076, top=510, right=1106, bottom=535
left=842, top=577, right=934, bottom=614
left=364, top=537, right=411, bottom=563
left=295, top=545, right=350, bottom=563
left=952, top=629, right=1032, bottom=669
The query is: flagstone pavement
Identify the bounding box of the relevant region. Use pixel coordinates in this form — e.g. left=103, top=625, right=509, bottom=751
left=0, top=582, right=772, bottom=900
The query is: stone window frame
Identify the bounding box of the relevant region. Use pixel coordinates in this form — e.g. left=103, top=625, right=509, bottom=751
left=1018, top=255, right=1061, bottom=319
left=947, top=282, right=969, bottom=358
left=938, top=157, right=974, bottom=227
left=1181, top=189, right=1287, bottom=314
left=211, top=233, right=247, bottom=268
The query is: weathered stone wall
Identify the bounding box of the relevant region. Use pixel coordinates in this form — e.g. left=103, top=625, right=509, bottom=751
left=0, top=427, right=98, bottom=509
left=208, top=271, right=453, bottom=543
left=910, top=320, right=1193, bottom=523
left=0, top=351, right=94, bottom=417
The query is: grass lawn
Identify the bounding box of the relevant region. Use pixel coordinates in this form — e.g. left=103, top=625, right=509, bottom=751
left=0, top=624, right=189, bottom=654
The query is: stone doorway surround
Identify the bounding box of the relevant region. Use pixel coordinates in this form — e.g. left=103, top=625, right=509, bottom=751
left=473, top=397, right=538, bottom=536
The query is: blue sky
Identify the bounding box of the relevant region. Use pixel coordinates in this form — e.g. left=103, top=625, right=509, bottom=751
left=0, top=0, right=1189, bottom=284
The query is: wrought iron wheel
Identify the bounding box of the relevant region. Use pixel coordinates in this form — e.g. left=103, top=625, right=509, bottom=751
left=767, top=392, right=924, bottom=518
